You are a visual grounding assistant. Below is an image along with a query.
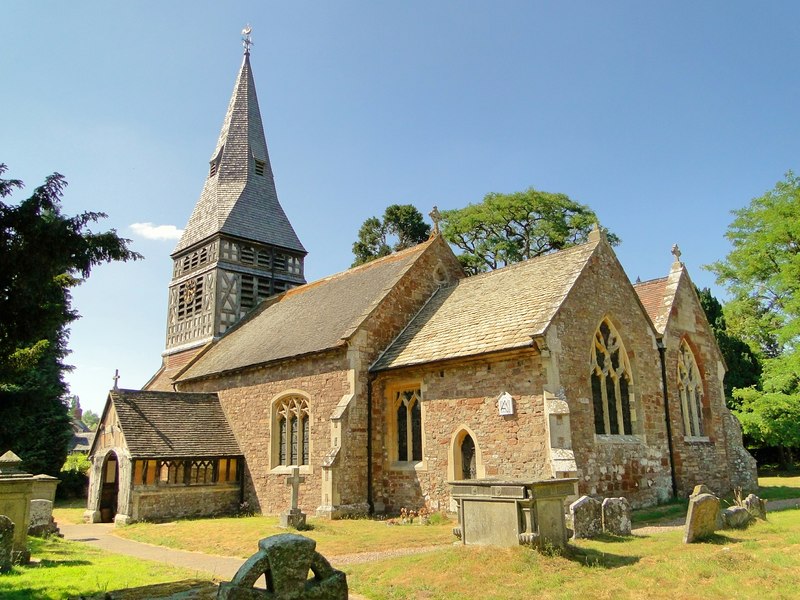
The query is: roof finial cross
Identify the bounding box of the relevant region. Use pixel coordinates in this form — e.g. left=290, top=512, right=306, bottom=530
left=671, top=244, right=682, bottom=263
left=242, top=24, right=253, bottom=55
left=112, top=369, right=120, bottom=390
left=429, top=206, right=441, bottom=238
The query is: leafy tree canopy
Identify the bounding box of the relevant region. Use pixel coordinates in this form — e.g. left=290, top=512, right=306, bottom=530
left=0, top=164, right=141, bottom=474
left=352, top=204, right=430, bottom=266
left=440, top=187, right=619, bottom=275
left=696, top=287, right=762, bottom=405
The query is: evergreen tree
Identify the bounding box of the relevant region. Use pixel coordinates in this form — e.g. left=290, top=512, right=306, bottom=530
left=352, top=204, right=430, bottom=266
left=0, top=164, right=141, bottom=475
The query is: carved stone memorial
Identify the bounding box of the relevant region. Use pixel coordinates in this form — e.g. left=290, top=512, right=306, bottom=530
left=0, top=514, right=13, bottom=573
left=601, top=497, right=631, bottom=536
left=743, top=493, right=767, bottom=520
left=217, top=533, right=347, bottom=599
left=721, top=505, right=753, bottom=529
left=570, top=495, right=602, bottom=539
left=279, top=467, right=307, bottom=529
left=684, top=492, right=720, bottom=543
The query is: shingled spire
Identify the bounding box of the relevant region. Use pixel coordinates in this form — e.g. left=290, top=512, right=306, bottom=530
left=163, top=31, right=307, bottom=355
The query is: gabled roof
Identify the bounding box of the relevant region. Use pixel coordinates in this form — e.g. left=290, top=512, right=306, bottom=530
left=177, top=239, right=441, bottom=382
left=372, top=239, right=600, bottom=371
left=633, top=276, right=670, bottom=333
left=174, top=51, right=305, bottom=255
left=99, top=390, right=241, bottom=458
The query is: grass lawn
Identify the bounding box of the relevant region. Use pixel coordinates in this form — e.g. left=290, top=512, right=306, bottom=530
left=344, top=509, right=800, bottom=599
left=113, top=514, right=456, bottom=558
left=757, top=474, right=800, bottom=500
left=0, top=536, right=212, bottom=600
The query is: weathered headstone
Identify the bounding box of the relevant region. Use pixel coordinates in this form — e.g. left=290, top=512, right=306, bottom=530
left=743, top=493, right=767, bottom=520
left=28, top=499, right=60, bottom=537
left=0, top=514, right=14, bottom=573
left=683, top=492, right=720, bottom=543
left=691, top=484, right=713, bottom=497
left=217, top=533, right=347, bottom=599
left=721, top=506, right=753, bottom=529
left=279, top=467, right=306, bottom=529
left=601, top=497, right=631, bottom=536
left=570, top=495, right=602, bottom=539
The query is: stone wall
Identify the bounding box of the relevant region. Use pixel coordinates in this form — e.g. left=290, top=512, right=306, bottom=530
left=549, top=241, right=673, bottom=508
left=661, top=270, right=757, bottom=497
left=372, top=351, right=550, bottom=513
left=132, top=484, right=240, bottom=521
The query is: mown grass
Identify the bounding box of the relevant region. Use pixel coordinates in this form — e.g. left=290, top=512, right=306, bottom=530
left=344, top=509, right=800, bottom=600
left=757, top=474, right=800, bottom=500
left=0, top=536, right=212, bottom=600
left=113, top=514, right=456, bottom=558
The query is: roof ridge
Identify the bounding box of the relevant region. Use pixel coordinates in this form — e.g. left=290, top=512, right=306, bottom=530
left=633, top=275, right=669, bottom=287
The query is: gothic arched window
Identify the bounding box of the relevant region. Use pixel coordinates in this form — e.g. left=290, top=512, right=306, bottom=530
left=591, top=320, right=636, bottom=435
left=395, top=388, right=422, bottom=462
left=275, top=396, right=310, bottom=467
left=678, top=341, right=705, bottom=437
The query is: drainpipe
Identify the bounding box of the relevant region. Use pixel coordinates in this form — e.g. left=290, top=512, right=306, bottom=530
left=658, top=342, right=679, bottom=499
left=367, top=373, right=376, bottom=515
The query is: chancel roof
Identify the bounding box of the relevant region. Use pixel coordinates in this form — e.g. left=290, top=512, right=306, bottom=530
left=633, top=277, right=671, bottom=333
left=174, top=51, right=305, bottom=255
left=177, top=239, right=438, bottom=381
left=106, top=390, right=241, bottom=458
left=372, top=239, right=600, bottom=371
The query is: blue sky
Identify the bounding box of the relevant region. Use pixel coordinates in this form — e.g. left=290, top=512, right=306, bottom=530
left=3, top=1, right=799, bottom=415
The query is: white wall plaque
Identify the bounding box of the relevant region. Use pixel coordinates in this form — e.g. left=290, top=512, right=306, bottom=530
left=497, top=392, right=514, bottom=416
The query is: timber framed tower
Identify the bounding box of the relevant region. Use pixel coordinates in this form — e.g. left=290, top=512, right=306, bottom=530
left=164, top=32, right=306, bottom=356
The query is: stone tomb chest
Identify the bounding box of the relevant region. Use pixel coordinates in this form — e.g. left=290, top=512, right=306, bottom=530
left=450, top=478, right=577, bottom=548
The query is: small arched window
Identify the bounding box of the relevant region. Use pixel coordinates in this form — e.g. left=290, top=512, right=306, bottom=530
left=678, top=341, right=705, bottom=437
left=395, top=388, right=422, bottom=462
left=591, top=319, right=636, bottom=435
left=275, top=396, right=310, bottom=466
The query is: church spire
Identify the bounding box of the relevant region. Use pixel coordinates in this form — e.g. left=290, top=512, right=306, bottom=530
left=163, top=30, right=307, bottom=354
left=174, top=29, right=305, bottom=256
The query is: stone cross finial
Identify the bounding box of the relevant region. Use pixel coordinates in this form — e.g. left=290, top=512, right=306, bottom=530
left=429, top=206, right=441, bottom=238
left=286, top=467, right=305, bottom=511
left=242, top=24, right=253, bottom=55
left=112, top=369, right=120, bottom=390
left=671, top=244, right=682, bottom=262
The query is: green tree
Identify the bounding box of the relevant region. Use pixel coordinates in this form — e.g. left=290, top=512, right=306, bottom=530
left=709, top=172, right=800, bottom=466
left=82, top=410, right=100, bottom=431
left=352, top=204, right=431, bottom=266
left=0, top=164, right=141, bottom=475
left=441, top=187, right=619, bottom=275
left=696, top=287, right=762, bottom=405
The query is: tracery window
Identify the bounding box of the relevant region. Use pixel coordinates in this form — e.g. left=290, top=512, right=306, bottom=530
left=158, top=460, right=185, bottom=485
left=276, top=396, right=310, bottom=467
left=395, top=388, right=422, bottom=462
left=678, top=341, right=705, bottom=437
left=591, top=320, right=636, bottom=435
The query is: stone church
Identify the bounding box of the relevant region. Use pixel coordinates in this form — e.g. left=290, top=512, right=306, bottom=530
left=86, top=40, right=757, bottom=525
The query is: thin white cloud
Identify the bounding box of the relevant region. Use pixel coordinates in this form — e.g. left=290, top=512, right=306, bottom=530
left=130, top=222, right=184, bottom=241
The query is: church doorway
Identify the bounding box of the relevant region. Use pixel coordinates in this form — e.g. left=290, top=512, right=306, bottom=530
left=99, top=452, right=120, bottom=523
left=460, top=434, right=477, bottom=480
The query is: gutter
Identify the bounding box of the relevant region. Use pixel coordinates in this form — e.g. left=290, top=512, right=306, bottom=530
left=658, top=341, right=679, bottom=499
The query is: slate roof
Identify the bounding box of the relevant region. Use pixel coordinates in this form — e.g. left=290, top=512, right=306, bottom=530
left=106, top=390, right=241, bottom=458
left=633, top=277, right=670, bottom=333
left=372, top=239, right=600, bottom=371
left=174, top=51, right=305, bottom=255
left=178, top=239, right=437, bottom=381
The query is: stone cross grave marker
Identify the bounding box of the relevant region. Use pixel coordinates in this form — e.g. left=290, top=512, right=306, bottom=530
left=280, top=467, right=307, bottom=529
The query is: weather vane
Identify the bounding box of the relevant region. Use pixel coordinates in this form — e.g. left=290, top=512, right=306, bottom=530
left=242, top=24, right=253, bottom=54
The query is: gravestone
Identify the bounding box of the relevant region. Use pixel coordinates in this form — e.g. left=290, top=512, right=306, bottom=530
left=570, top=495, right=602, bottom=539
left=0, top=514, right=13, bottom=573
left=684, top=492, right=719, bottom=543
left=721, top=506, right=753, bottom=529
left=601, top=497, right=631, bottom=536
left=28, top=499, right=60, bottom=537
left=743, top=493, right=767, bottom=520
left=279, top=467, right=306, bottom=529
left=0, top=450, right=33, bottom=563
left=217, top=533, right=347, bottom=599
left=691, top=484, right=713, bottom=497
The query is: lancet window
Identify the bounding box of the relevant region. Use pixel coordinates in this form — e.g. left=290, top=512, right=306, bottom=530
left=678, top=341, right=705, bottom=437
left=276, top=396, right=310, bottom=467
left=395, top=388, right=423, bottom=462
left=591, top=320, right=636, bottom=435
